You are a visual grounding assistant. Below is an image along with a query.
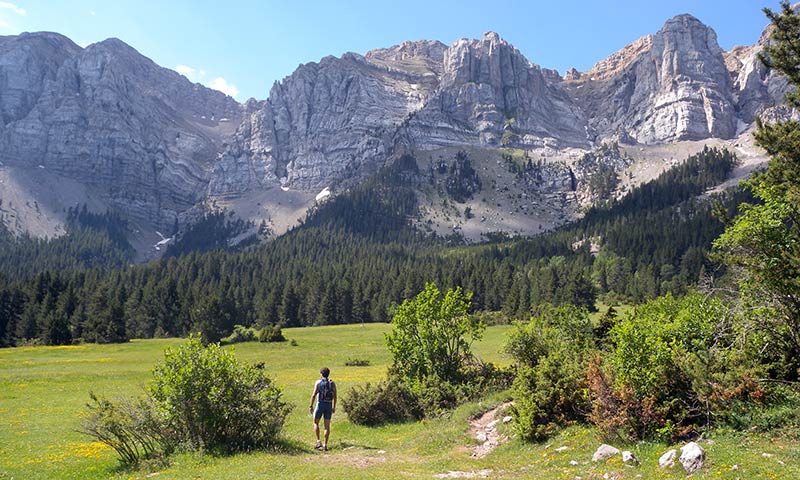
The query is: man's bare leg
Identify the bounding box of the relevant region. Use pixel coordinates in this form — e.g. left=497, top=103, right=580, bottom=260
left=323, top=417, right=331, bottom=449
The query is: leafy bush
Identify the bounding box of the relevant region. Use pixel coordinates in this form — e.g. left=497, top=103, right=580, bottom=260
left=80, top=393, right=171, bottom=465
left=460, top=359, right=515, bottom=398
left=385, top=282, right=484, bottom=387
left=223, top=325, right=257, bottom=344
left=148, top=336, right=292, bottom=452
left=257, top=324, right=285, bottom=342
left=590, top=293, right=762, bottom=441
left=413, top=375, right=460, bottom=416
left=343, top=380, right=422, bottom=426
left=344, top=357, right=370, bottom=367
left=506, top=305, right=594, bottom=441
left=725, top=383, right=800, bottom=434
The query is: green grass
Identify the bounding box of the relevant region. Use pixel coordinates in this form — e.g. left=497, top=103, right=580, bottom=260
left=1, top=324, right=798, bottom=479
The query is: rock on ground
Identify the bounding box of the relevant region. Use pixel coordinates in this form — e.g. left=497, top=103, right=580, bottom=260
left=679, top=442, right=706, bottom=473
left=592, top=444, right=621, bottom=462
left=659, top=449, right=677, bottom=468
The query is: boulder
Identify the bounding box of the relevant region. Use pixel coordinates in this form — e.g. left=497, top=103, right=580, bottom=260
left=659, top=449, right=677, bottom=468
left=592, top=444, right=620, bottom=462
left=622, top=450, right=639, bottom=465
left=679, top=442, right=705, bottom=473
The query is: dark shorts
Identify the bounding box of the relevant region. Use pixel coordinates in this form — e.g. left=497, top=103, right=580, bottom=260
left=314, top=402, right=332, bottom=421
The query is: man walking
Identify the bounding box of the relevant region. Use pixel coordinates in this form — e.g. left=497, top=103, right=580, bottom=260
left=310, top=367, right=337, bottom=451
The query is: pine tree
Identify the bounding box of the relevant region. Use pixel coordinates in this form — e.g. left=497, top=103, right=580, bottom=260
left=714, top=1, right=800, bottom=376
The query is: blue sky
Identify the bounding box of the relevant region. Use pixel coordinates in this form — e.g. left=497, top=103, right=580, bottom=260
left=0, top=1, right=781, bottom=101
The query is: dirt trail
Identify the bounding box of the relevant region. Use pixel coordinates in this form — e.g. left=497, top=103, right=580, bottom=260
left=468, top=401, right=513, bottom=458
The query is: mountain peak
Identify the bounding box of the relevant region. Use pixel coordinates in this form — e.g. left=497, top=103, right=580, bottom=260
left=482, top=31, right=502, bottom=42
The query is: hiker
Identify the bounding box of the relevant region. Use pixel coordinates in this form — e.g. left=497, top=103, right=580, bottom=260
left=309, top=366, right=337, bottom=451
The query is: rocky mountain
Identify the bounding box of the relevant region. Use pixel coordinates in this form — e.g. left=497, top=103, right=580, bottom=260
left=0, top=12, right=788, bottom=252
left=0, top=32, right=243, bottom=233
left=214, top=14, right=783, bottom=199
left=567, top=14, right=737, bottom=143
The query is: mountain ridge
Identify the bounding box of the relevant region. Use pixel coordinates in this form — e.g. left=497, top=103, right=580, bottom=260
left=0, top=12, right=784, bottom=255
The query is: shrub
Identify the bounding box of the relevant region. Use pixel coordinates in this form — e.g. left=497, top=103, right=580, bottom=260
left=587, top=356, right=672, bottom=442
left=343, top=380, right=422, bottom=426
left=223, top=325, right=257, bottom=344
left=344, top=357, right=370, bottom=367
left=80, top=393, right=171, bottom=465
left=591, top=292, right=762, bottom=441
left=460, top=359, right=515, bottom=398
left=385, top=282, right=484, bottom=387
left=413, top=375, right=460, bottom=416
left=510, top=342, right=590, bottom=441
left=506, top=305, right=594, bottom=441
left=148, top=336, right=292, bottom=452
left=257, top=325, right=285, bottom=342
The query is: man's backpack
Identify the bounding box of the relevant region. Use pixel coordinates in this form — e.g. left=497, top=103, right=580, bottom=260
left=319, top=378, right=334, bottom=402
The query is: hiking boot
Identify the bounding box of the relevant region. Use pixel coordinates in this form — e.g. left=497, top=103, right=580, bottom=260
left=323, top=444, right=328, bottom=452
left=314, top=441, right=322, bottom=449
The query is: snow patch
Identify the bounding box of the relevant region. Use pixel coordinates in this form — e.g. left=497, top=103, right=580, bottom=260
left=153, top=231, right=173, bottom=251
left=315, top=187, right=331, bottom=202
left=280, top=186, right=290, bottom=192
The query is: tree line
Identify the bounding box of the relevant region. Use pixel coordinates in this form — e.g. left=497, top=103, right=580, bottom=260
left=0, top=147, right=740, bottom=346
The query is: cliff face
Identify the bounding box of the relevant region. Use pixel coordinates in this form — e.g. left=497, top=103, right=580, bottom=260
left=566, top=15, right=739, bottom=144
left=213, top=15, right=786, bottom=194
left=208, top=41, right=445, bottom=196
left=0, top=32, right=242, bottom=229
left=404, top=32, right=588, bottom=150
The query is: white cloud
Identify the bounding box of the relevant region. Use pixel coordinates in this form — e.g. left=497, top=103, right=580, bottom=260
left=89, top=10, right=96, bottom=16
left=176, top=64, right=239, bottom=99
left=175, top=65, right=210, bottom=84
left=0, top=2, right=26, bottom=16
left=209, top=77, right=239, bottom=99
left=175, top=64, right=198, bottom=80
left=0, top=18, right=10, bottom=29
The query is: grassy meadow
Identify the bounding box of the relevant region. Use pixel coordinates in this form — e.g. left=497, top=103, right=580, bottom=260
left=1, top=323, right=798, bottom=479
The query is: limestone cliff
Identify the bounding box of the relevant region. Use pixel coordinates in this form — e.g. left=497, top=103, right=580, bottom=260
left=0, top=32, right=243, bottom=230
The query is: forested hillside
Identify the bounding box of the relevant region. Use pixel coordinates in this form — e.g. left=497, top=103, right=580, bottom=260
left=0, top=147, right=741, bottom=346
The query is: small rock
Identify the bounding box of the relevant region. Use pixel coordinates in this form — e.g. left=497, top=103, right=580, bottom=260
left=731, top=465, right=738, bottom=471
left=679, top=442, right=705, bottom=474
left=659, top=449, right=677, bottom=468
left=762, top=452, right=774, bottom=458
left=555, top=446, right=568, bottom=452
left=502, top=415, right=512, bottom=423
left=622, top=450, right=639, bottom=465
left=778, top=460, right=785, bottom=466
left=592, top=444, right=620, bottom=462
left=486, top=419, right=499, bottom=429
left=569, top=460, right=579, bottom=466
left=476, top=433, right=487, bottom=443
left=377, top=450, right=386, bottom=454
